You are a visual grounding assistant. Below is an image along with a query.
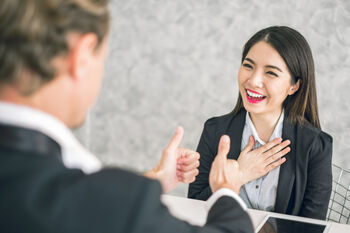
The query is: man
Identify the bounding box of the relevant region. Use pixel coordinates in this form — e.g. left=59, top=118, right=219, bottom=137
left=0, top=0, right=254, bottom=232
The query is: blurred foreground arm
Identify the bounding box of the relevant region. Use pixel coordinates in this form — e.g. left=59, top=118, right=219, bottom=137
left=141, top=133, right=253, bottom=233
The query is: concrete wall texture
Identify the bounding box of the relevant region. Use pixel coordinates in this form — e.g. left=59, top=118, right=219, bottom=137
left=74, top=0, right=350, bottom=196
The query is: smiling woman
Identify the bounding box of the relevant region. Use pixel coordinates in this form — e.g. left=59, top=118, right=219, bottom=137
left=188, top=26, right=333, bottom=221
left=237, top=40, right=301, bottom=142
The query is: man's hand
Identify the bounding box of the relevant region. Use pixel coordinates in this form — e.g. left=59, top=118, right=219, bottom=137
left=237, top=136, right=290, bottom=185
left=209, top=135, right=242, bottom=194
left=144, top=127, right=200, bottom=193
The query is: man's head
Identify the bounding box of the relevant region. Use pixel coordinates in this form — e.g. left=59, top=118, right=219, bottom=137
left=0, top=0, right=110, bottom=128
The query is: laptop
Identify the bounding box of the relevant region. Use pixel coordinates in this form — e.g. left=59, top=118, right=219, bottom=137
left=255, top=214, right=331, bottom=233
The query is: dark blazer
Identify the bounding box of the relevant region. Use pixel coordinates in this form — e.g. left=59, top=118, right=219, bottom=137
left=188, top=109, right=333, bottom=220
left=0, top=123, right=254, bottom=233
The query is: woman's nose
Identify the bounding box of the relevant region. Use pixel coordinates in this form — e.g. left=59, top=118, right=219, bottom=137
left=248, top=70, right=264, bottom=88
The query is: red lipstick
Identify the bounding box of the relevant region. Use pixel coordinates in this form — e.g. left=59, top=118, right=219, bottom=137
left=246, top=89, right=266, bottom=104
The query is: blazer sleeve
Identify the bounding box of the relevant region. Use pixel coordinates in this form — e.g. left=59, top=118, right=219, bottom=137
left=188, top=118, right=217, bottom=200
left=128, top=180, right=254, bottom=233
left=48, top=168, right=253, bottom=233
left=299, top=131, right=333, bottom=220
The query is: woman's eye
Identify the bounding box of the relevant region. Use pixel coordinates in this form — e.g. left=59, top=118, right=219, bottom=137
left=243, top=63, right=253, bottom=69
left=267, top=71, right=278, bottom=77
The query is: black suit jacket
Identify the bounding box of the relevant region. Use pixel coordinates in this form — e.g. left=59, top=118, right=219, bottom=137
left=188, top=109, right=333, bottom=220
left=0, top=124, right=254, bottom=233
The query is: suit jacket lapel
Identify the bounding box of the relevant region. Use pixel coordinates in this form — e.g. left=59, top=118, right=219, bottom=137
left=275, top=118, right=296, bottom=214
left=224, top=110, right=296, bottom=213
left=226, top=110, right=246, bottom=160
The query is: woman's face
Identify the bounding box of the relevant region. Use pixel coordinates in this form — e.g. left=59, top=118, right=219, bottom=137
left=238, top=41, right=299, bottom=117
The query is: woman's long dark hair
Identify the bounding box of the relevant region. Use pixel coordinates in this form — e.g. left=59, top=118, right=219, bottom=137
left=232, top=26, right=321, bottom=129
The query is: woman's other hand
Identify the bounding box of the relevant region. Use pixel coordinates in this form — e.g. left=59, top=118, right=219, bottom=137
left=237, top=136, right=290, bottom=184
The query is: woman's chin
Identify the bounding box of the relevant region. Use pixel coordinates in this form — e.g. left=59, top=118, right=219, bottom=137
left=242, top=102, right=266, bottom=115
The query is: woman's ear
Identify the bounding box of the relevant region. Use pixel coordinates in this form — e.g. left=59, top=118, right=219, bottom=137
left=288, top=79, right=301, bottom=95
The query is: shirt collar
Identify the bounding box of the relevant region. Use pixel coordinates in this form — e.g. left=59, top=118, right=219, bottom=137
left=0, top=101, right=101, bottom=174
left=245, top=110, right=284, bottom=145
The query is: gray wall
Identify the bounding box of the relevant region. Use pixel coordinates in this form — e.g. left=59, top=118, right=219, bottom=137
left=74, top=0, right=350, bottom=196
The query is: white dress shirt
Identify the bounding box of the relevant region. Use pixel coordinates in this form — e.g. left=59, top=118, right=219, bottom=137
left=239, top=110, right=284, bottom=211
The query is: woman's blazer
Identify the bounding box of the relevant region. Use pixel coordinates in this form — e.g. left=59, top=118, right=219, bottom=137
left=188, top=109, right=333, bottom=220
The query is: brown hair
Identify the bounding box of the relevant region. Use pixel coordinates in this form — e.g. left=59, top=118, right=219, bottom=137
left=0, top=0, right=110, bottom=95
left=232, top=26, right=321, bottom=129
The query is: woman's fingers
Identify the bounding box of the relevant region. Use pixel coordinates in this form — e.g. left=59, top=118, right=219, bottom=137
left=263, top=140, right=290, bottom=159
left=265, top=157, right=287, bottom=173
left=241, top=136, right=255, bottom=154
left=264, top=146, right=290, bottom=165
left=256, top=137, right=283, bottom=154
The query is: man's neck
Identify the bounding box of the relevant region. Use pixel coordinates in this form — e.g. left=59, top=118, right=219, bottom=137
left=0, top=81, right=72, bottom=128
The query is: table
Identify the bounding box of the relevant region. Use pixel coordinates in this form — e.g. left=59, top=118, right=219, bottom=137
left=161, top=194, right=350, bottom=233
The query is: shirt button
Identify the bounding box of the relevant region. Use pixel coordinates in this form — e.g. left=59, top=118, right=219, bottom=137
left=256, top=185, right=259, bottom=189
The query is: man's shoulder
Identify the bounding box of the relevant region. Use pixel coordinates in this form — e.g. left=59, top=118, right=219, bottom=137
left=0, top=151, right=162, bottom=232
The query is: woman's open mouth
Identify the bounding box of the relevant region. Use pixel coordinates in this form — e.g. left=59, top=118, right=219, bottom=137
left=246, top=89, right=266, bottom=103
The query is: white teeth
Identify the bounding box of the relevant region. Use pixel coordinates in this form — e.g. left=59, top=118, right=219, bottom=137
left=247, top=90, right=264, bottom=98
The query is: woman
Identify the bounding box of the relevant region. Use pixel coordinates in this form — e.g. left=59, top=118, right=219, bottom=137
left=188, top=26, right=332, bottom=220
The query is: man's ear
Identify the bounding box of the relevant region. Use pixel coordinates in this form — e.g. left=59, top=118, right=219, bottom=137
left=68, top=33, right=98, bottom=81
left=288, top=79, right=301, bottom=95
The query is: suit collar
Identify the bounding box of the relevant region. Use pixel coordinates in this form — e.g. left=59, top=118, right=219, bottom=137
left=226, top=109, right=246, bottom=160
left=0, top=124, right=62, bottom=158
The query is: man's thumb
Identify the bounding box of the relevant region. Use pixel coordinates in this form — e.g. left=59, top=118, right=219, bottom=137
left=217, top=135, right=230, bottom=159
left=165, top=126, right=184, bottom=152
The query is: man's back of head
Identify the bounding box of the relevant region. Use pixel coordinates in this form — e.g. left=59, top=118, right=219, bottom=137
left=0, top=0, right=110, bottom=127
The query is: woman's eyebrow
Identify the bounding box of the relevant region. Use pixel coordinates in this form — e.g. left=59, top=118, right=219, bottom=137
left=266, top=65, right=283, bottom=73
left=245, top=57, right=283, bottom=73
left=244, top=57, right=255, bottom=64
